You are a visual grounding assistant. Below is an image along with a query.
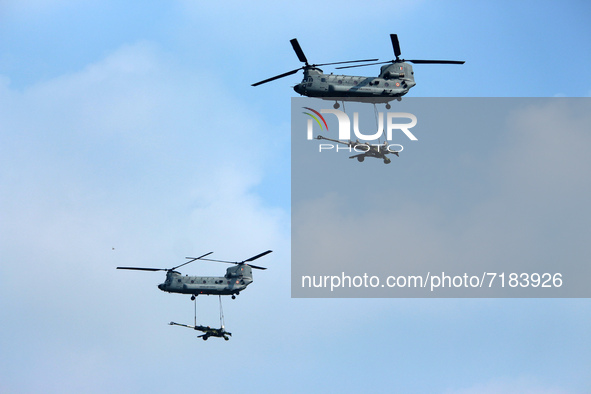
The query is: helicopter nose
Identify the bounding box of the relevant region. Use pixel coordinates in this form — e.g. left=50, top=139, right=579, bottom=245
left=293, top=84, right=302, bottom=94
left=158, top=283, right=164, bottom=291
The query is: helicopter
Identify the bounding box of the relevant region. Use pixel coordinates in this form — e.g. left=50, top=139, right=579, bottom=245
left=116, top=250, right=272, bottom=300
left=169, top=322, right=232, bottom=341
left=252, top=34, right=464, bottom=108
left=316, top=135, right=400, bottom=164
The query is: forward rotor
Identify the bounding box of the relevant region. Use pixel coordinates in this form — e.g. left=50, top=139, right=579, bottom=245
left=252, top=39, right=378, bottom=86
left=116, top=252, right=214, bottom=272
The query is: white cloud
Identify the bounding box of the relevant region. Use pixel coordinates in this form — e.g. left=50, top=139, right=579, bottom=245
left=0, top=41, right=291, bottom=391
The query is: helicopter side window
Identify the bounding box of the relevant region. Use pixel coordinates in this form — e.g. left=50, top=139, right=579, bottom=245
left=321, top=78, right=326, bottom=82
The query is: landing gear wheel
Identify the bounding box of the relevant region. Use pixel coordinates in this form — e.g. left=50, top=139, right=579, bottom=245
left=232, top=295, right=236, bottom=300
left=357, top=156, right=364, bottom=162
left=333, top=102, right=340, bottom=109
left=396, top=97, right=402, bottom=102
left=385, top=103, right=391, bottom=109
left=191, top=295, right=195, bottom=301
left=384, top=157, right=391, bottom=164
left=202, top=336, right=208, bottom=341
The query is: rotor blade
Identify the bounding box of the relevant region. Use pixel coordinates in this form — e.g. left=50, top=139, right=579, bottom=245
left=290, top=38, right=308, bottom=64
left=315, top=58, right=379, bottom=67
left=247, top=264, right=268, bottom=270
left=116, top=267, right=166, bottom=271
left=405, top=59, right=465, bottom=64
left=244, top=250, right=272, bottom=262
left=195, top=257, right=235, bottom=264
left=252, top=68, right=302, bottom=86
left=335, top=61, right=392, bottom=70
left=391, top=34, right=401, bottom=59
left=195, top=250, right=272, bottom=265
left=171, top=251, right=214, bottom=270
left=195, top=258, right=267, bottom=266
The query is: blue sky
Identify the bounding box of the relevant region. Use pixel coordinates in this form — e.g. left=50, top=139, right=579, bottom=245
left=1, top=1, right=590, bottom=393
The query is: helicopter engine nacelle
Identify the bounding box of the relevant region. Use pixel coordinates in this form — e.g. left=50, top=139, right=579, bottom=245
left=225, top=264, right=253, bottom=279
left=382, top=71, right=404, bottom=80
left=380, top=62, right=415, bottom=86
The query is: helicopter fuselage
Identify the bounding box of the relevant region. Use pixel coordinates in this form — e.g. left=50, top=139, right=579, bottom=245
left=293, top=63, right=416, bottom=103
left=157, top=264, right=253, bottom=296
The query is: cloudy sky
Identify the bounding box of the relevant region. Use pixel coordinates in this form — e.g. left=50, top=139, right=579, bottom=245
left=1, top=1, right=590, bottom=393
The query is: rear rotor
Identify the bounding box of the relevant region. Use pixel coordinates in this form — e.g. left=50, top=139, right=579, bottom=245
left=336, top=34, right=464, bottom=70
left=116, top=251, right=214, bottom=272
left=188, top=250, right=272, bottom=270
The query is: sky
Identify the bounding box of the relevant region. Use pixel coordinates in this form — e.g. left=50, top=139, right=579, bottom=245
left=0, top=1, right=590, bottom=393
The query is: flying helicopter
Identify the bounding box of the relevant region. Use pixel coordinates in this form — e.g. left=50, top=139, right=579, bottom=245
left=116, top=250, right=272, bottom=300
left=252, top=34, right=464, bottom=108
left=316, top=135, right=399, bottom=164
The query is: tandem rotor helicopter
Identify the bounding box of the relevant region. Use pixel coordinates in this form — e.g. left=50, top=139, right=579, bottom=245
left=117, top=250, right=272, bottom=300
left=252, top=34, right=464, bottom=108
